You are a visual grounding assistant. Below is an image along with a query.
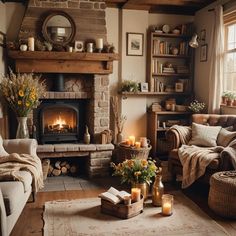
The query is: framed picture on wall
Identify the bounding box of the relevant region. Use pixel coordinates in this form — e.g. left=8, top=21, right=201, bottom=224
left=126, top=32, right=144, bottom=56
left=0, top=31, right=6, bottom=47
left=200, top=44, right=208, bottom=62
left=200, top=29, right=206, bottom=43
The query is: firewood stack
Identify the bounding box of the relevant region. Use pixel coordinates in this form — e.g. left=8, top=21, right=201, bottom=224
left=42, top=159, right=79, bottom=177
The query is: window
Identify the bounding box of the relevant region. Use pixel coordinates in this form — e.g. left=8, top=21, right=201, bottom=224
left=224, top=13, right=236, bottom=91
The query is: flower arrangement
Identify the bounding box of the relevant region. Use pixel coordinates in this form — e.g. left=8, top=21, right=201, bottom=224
left=188, top=100, right=205, bottom=113
left=0, top=69, right=46, bottom=117
left=111, top=158, right=158, bottom=185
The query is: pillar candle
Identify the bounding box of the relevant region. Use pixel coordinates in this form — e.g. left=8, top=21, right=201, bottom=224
left=135, top=141, right=141, bottom=148
left=129, top=136, right=135, bottom=146
left=131, top=188, right=141, bottom=202
left=96, top=38, right=103, bottom=51
left=28, top=37, right=35, bottom=51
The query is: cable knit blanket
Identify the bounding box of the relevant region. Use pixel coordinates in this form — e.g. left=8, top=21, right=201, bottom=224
left=0, top=153, right=44, bottom=193
left=169, top=125, right=236, bottom=188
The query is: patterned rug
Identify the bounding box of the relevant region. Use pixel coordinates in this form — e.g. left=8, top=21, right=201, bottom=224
left=43, top=191, right=229, bottom=236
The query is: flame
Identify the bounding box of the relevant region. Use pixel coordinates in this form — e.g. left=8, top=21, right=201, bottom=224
left=53, top=116, right=66, bottom=129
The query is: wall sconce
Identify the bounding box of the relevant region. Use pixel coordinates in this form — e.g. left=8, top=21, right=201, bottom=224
left=189, top=33, right=199, bottom=48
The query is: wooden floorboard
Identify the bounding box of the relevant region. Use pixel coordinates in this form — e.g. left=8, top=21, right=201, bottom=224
left=10, top=180, right=236, bottom=236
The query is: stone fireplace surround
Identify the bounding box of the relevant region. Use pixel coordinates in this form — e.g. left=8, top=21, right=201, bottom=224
left=8, top=0, right=119, bottom=178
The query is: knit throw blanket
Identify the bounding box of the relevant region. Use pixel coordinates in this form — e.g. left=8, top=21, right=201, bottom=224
left=0, top=153, right=44, bottom=193
left=170, top=125, right=236, bottom=188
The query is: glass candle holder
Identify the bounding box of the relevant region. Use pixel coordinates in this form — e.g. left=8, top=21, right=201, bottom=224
left=162, top=194, right=173, bottom=216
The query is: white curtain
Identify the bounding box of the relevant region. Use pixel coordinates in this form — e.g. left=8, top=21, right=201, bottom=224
left=208, top=5, right=224, bottom=114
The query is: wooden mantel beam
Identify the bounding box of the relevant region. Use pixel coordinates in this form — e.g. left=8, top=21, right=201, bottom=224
left=8, top=51, right=119, bottom=74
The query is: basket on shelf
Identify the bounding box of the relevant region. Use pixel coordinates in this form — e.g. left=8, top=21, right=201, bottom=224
left=116, top=144, right=152, bottom=162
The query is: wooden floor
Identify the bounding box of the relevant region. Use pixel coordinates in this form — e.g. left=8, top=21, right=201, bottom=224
left=10, top=180, right=236, bottom=236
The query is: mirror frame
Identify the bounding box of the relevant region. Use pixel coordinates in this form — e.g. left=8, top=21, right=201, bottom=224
left=42, top=11, right=76, bottom=47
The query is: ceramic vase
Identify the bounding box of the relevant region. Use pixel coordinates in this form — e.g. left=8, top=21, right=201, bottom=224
left=116, top=132, right=123, bottom=144
left=132, top=182, right=149, bottom=200
left=16, top=117, right=29, bottom=139
left=84, top=125, right=90, bottom=144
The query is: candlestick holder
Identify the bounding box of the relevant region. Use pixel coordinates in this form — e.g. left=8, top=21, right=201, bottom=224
left=162, top=194, right=173, bottom=216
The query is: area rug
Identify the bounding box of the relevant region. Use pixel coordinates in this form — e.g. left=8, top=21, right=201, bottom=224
left=43, top=191, right=229, bottom=236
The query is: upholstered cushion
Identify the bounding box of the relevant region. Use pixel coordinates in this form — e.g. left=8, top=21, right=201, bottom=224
left=217, top=128, right=236, bottom=147
left=188, top=123, right=221, bottom=147
left=0, top=171, right=32, bottom=216
left=0, top=135, right=8, bottom=157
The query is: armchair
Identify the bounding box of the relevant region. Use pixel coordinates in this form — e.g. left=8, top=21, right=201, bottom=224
left=0, top=137, right=39, bottom=236
left=167, top=114, right=236, bottom=185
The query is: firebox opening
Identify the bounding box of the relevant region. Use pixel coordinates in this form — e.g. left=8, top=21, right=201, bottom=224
left=36, top=99, right=87, bottom=144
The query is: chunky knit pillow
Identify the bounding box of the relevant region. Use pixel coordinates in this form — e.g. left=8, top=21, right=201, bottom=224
left=217, top=128, right=236, bottom=147
left=188, top=122, right=221, bottom=147
left=0, top=135, right=8, bottom=157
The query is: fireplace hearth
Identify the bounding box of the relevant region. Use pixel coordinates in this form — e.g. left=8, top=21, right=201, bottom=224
left=36, top=99, right=87, bottom=144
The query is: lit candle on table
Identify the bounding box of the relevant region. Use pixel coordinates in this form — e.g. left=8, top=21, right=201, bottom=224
left=125, top=139, right=131, bottom=146
left=131, top=188, right=141, bottom=202
left=135, top=141, right=141, bottom=148
left=162, top=194, right=173, bottom=216
left=129, top=136, right=135, bottom=146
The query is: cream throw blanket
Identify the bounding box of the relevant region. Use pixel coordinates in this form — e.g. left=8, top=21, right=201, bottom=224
left=0, top=153, right=44, bottom=193
left=169, top=125, right=236, bottom=189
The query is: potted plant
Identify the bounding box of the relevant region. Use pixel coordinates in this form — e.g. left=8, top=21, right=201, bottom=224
left=223, top=91, right=235, bottom=106
left=188, top=100, right=205, bottom=113
left=120, top=80, right=140, bottom=93
left=111, top=158, right=159, bottom=200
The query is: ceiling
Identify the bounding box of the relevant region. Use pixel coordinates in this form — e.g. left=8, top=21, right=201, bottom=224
left=106, top=0, right=217, bottom=15
left=1, top=0, right=217, bottom=15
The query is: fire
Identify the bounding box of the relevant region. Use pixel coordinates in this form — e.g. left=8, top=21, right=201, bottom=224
left=53, top=116, right=66, bottom=129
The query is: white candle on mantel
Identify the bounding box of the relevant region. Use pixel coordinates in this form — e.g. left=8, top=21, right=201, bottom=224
left=96, top=38, right=103, bottom=51
left=28, top=37, right=35, bottom=51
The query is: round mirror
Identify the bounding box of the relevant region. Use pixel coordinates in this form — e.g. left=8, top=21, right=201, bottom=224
left=42, top=12, right=76, bottom=46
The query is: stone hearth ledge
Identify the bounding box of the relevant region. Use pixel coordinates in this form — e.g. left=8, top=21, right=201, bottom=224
left=37, top=144, right=114, bottom=178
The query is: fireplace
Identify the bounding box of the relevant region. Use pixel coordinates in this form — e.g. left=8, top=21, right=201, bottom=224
left=36, top=99, right=87, bottom=144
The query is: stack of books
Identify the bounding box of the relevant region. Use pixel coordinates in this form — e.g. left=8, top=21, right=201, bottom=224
left=163, top=67, right=175, bottom=73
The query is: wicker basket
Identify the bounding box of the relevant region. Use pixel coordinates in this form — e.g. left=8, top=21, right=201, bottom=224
left=208, top=171, right=236, bottom=219
left=116, top=144, right=152, bottom=162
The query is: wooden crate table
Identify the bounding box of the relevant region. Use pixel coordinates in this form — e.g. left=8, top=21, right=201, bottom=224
left=101, top=197, right=144, bottom=219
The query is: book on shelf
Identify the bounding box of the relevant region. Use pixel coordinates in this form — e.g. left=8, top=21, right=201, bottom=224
left=176, top=65, right=189, bottom=74
left=99, top=187, right=131, bottom=205
left=152, top=59, right=163, bottom=74
left=163, top=67, right=175, bottom=73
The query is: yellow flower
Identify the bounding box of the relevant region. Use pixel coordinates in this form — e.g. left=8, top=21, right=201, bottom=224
left=18, top=90, right=24, bottom=97
left=18, top=100, right=22, bottom=105
left=134, top=171, right=141, bottom=177
left=141, top=159, right=148, bottom=167
left=127, top=159, right=134, bottom=168
left=26, top=102, right=30, bottom=107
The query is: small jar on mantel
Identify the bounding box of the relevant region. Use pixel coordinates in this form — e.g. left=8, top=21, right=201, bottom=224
left=152, top=168, right=164, bottom=207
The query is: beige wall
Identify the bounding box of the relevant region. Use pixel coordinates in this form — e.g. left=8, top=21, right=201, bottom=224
left=106, top=9, right=193, bottom=140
